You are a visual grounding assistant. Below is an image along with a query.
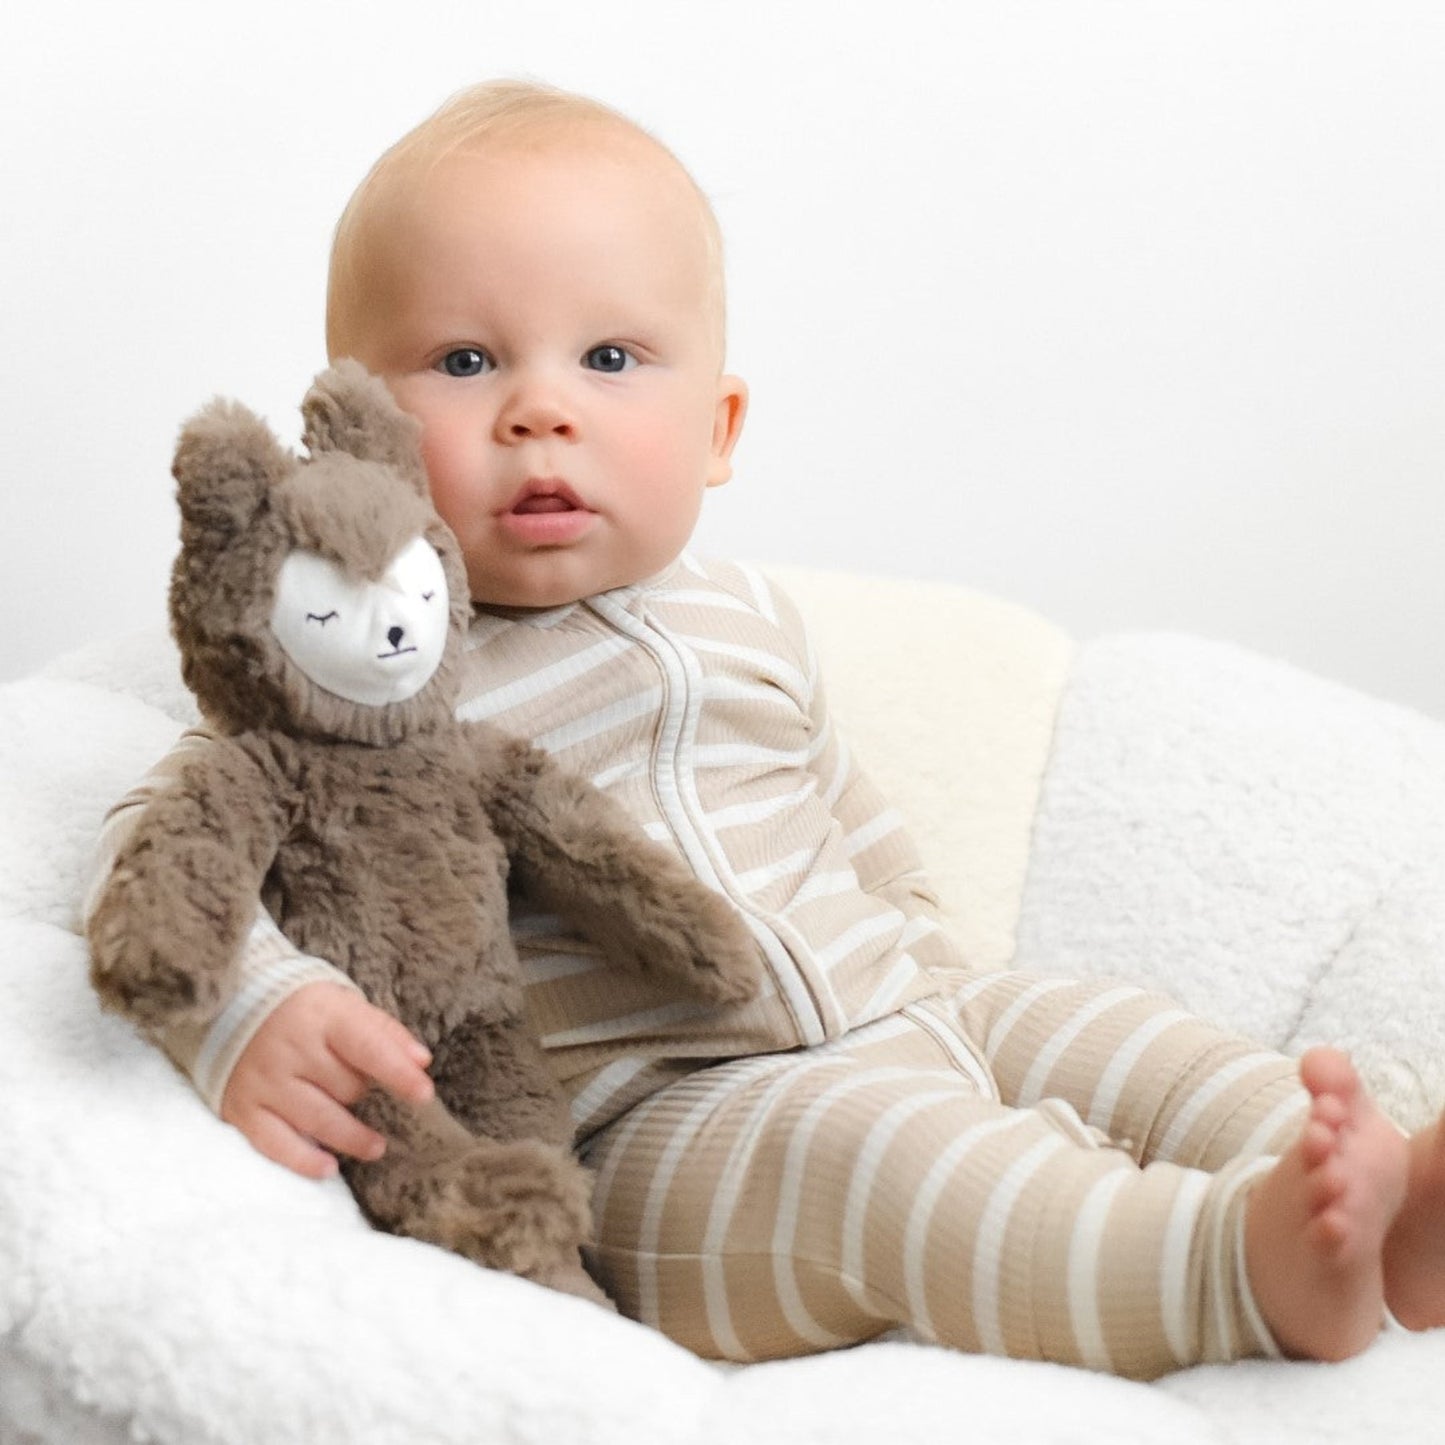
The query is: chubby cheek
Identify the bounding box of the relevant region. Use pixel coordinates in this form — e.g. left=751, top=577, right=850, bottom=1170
left=611, top=399, right=711, bottom=489
left=415, top=426, right=482, bottom=538
left=632, top=474, right=709, bottom=567
left=379, top=379, right=470, bottom=525
left=410, top=428, right=501, bottom=599
left=618, top=421, right=716, bottom=556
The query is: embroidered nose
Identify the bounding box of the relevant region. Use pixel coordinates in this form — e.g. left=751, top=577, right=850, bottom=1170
left=387, top=626, right=405, bottom=648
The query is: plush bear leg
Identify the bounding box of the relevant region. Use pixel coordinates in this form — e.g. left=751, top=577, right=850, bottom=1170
left=432, top=1011, right=614, bottom=1308
left=341, top=1090, right=605, bottom=1301
left=427, top=1009, right=576, bottom=1148
left=341, top=1015, right=612, bottom=1307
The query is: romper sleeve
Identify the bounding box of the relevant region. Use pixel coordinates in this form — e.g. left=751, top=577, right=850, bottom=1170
left=768, top=579, right=964, bottom=977
left=83, top=727, right=358, bottom=1113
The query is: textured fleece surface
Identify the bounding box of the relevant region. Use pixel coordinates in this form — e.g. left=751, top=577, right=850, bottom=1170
left=5, top=574, right=1445, bottom=1444
left=1013, top=631, right=1445, bottom=1133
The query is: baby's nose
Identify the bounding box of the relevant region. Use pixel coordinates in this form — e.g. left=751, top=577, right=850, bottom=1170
left=495, top=370, right=576, bottom=441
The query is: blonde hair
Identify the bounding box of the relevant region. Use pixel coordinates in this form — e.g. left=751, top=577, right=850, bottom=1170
left=326, top=80, right=727, bottom=362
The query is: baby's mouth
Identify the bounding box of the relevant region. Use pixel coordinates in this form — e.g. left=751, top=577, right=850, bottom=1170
left=498, top=479, right=599, bottom=545
left=506, top=479, right=591, bottom=516
left=513, top=495, right=578, bottom=515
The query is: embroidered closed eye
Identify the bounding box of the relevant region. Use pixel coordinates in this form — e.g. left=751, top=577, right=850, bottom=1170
left=306, top=611, right=339, bottom=625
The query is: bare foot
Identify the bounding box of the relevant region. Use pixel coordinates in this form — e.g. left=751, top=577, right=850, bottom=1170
left=1383, top=1111, right=1445, bottom=1329
left=1244, top=1047, right=1408, bottom=1360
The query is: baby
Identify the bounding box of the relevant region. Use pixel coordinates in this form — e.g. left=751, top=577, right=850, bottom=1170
left=93, top=79, right=1445, bottom=1378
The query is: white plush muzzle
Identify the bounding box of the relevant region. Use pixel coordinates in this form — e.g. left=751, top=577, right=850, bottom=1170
left=269, top=536, right=449, bottom=706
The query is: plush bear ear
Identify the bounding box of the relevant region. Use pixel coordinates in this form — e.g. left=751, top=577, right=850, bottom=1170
left=172, top=397, right=293, bottom=546
left=300, top=359, right=430, bottom=498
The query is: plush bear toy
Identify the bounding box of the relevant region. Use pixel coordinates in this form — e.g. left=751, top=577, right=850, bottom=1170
left=86, top=361, right=762, bottom=1303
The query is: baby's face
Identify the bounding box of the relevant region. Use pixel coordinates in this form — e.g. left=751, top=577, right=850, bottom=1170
left=341, top=139, right=746, bottom=608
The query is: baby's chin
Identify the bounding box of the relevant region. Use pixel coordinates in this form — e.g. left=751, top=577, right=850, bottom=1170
left=466, top=549, right=683, bottom=611
left=467, top=581, right=583, bottom=612
left=464, top=569, right=620, bottom=612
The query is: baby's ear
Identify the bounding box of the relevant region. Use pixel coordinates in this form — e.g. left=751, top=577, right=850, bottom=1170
left=301, top=359, right=430, bottom=499
left=172, top=398, right=292, bottom=546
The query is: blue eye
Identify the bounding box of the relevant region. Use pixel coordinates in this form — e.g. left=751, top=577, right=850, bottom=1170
left=583, top=344, right=635, bottom=373
left=439, top=348, right=493, bottom=377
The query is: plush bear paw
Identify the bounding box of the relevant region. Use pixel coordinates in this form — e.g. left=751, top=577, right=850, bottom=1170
left=669, top=887, right=766, bottom=1006
left=87, top=905, right=225, bottom=1029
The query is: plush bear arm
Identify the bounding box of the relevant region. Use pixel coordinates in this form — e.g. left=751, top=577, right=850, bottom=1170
left=87, top=737, right=292, bottom=1032
left=467, top=724, right=763, bottom=1007
left=87, top=730, right=359, bottom=1110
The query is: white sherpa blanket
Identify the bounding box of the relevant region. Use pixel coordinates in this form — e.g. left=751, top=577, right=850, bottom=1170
left=4, top=571, right=1445, bottom=1444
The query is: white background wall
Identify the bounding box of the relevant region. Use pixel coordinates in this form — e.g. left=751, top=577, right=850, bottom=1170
left=6, top=1, right=1444, bottom=716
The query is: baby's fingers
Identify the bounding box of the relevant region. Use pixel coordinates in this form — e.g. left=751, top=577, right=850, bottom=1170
left=246, top=1107, right=344, bottom=1181
left=287, top=1080, right=389, bottom=1164
left=244, top=1086, right=390, bottom=1175
left=326, top=995, right=435, bottom=1104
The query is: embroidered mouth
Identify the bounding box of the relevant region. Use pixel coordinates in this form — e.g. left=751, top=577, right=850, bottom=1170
left=376, top=646, right=418, bottom=660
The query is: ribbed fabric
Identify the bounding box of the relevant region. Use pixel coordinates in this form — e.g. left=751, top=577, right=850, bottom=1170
left=583, top=971, right=1303, bottom=1378
left=86, top=559, right=1313, bottom=1374
left=456, top=559, right=954, bottom=1123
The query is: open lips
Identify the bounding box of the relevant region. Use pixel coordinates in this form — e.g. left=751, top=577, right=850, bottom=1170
left=499, top=480, right=598, bottom=545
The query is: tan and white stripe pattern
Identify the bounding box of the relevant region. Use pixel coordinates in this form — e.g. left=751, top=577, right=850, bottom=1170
left=583, top=969, right=1306, bottom=1379
left=458, top=557, right=954, bottom=1131
left=92, top=558, right=956, bottom=1129
left=88, top=560, right=1311, bottom=1375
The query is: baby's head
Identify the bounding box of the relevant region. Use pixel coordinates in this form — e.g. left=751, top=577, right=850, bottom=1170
left=326, top=81, right=747, bottom=609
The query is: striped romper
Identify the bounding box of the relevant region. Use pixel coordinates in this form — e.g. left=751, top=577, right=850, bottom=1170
left=95, top=556, right=1306, bottom=1379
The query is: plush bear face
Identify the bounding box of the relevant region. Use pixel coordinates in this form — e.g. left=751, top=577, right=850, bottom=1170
left=270, top=530, right=450, bottom=707
left=168, top=363, right=471, bottom=746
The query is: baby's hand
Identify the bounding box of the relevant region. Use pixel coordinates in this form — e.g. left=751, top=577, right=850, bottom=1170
left=220, top=982, right=434, bottom=1180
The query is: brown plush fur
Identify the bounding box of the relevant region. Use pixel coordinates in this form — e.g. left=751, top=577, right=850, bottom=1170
left=87, top=361, right=762, bottom=1302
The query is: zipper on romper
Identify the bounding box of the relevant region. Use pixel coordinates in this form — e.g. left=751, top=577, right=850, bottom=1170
left=587, top=590, right=831, bottom=1047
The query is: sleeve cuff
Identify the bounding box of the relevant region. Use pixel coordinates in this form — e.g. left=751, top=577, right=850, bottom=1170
left=160, top=924, right=358, bottom=1114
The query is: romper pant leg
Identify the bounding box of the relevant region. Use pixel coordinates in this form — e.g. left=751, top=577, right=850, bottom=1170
left=580, top=1011, right=1281, bottom=1379
left=936, top=969, right=1310, bottom=1168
